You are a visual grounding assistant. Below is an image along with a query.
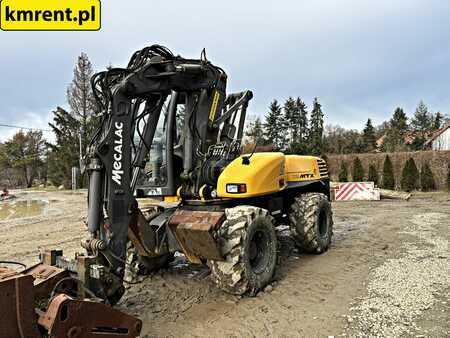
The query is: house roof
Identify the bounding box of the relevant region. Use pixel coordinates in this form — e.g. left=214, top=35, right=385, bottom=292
left=376, top=130, right=435, bottom=148
left=376, top=135, right=386, bottom=147
left=424, top=124, right=450, bottom=146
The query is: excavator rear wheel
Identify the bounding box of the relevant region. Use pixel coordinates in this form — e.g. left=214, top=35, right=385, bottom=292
left=124, top=243, right=173, bottom=283
left=288, top=192, right=333, bottom=254
left=137, top=210, right=174, bottom=273
left=124, top=210, right=174, bottom=283
left=138, top=253, right=174, bottom=274
left=208, top=206, right=277, bottom=296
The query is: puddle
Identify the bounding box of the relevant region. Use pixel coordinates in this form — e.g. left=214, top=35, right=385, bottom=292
left=0, top=199, right=48, bottom=220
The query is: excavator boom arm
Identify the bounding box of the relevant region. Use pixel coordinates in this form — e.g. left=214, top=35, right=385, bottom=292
left=85, top=46, right=228, bottom=277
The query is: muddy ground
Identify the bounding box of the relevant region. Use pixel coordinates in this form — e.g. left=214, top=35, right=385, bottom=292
left=0, top=190, right=449, bottom=337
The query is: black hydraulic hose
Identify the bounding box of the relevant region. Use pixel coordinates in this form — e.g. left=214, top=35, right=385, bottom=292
left=0, top=260, right=27, bottom=274
left=0, top=260, right=27, bottom=269
left=49, top=276, right=96, bottom=300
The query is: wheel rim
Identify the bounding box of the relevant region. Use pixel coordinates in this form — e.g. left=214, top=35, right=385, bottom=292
left=318, top=208, right=328, bottom=237
left=249, top=228, right=270, bottom=274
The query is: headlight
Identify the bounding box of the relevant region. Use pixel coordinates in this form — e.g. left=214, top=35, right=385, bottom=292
left=226, top=184, right=247, bottom=194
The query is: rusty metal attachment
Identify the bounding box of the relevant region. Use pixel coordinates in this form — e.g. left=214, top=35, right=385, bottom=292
left=128, top=209, right=157, bottom=257
left=38, top=294, right=142, bottom=338
left=23, top=263, right=70, bottom=301
left=0, top=269, right=41, bottom=338
left=168, top=209, right=225, bottom=263
left=0, top=250, right=142, bottom=338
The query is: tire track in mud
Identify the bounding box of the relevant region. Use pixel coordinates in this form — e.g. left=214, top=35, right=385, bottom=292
left=126, top=202, right=400, bottom=338
left=125, top=197, right=448, bottom=338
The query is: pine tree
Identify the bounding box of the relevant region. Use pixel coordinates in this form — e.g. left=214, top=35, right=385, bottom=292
left=48, top=107, right=81, bottom=187
left=411, top=101, right=432, bottom=132
left=288, top=98, right=309, bottom=154
left=420, top=163, right=435, bottom=191
left=362, top=119, right=376, bottom=152
left=338, top=162, right=348, bottom=182
left=368, top=163, right=378, bottom=186
left=382, top=155, right=395, bottom=189
left=385, top=107, right=408, bottom=152
left=296, top=98, right=308, bottom=142
left=264, top=100, right=286, bottom=151
left=401, top=158, right=419, bottom=192
left=410, top=101, right=432, bottom=149
left=352, top=157, right=365, bottom=181
left=283, top=97, right=297, bottom=148
left=308, top=97, right=324, bottom=155
left=410, top=158, right=419, bottom=190
left=245, top=117, right=265, bottom=145
left=400, top=160, right=410, bottom=191
left=409, top=135, right=427, bottom=151
left=432, top=112, right=444, bottom=130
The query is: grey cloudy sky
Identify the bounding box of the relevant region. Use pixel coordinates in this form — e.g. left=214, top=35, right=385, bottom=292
left=0, top=0, right=449, bottom=141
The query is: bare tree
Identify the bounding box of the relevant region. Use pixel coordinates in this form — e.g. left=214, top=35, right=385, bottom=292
left=66, top=53, right=97, bottom=158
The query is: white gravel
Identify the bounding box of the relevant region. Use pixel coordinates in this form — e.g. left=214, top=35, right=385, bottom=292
left=346, top=212, right=449, bottom=337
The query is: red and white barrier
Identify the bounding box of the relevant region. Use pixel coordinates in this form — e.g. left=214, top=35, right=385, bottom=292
left=334, top=182, right=380, bottom=201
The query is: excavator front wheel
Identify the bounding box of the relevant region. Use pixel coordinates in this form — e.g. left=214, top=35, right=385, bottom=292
left=208, top=206, right=277, bottom=296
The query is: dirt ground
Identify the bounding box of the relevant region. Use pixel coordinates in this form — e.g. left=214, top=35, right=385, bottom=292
left=1, top=190, right=449, bottom=337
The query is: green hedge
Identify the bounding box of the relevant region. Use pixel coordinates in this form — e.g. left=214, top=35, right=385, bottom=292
left=382, top=155, right=395, bottom=189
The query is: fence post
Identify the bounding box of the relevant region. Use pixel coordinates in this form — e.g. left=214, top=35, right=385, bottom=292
left=71, top=167, right=80, bottom=190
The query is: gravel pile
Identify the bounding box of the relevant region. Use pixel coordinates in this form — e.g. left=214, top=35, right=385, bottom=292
left=345, top=212, right=449, bottom=337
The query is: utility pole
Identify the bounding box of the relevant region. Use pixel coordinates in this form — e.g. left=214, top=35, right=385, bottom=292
left=72, top=129, right=83, bottom=191
left=79, top=129, right=83, bottom=170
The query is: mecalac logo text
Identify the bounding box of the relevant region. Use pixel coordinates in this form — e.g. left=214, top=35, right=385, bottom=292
left=112, top=121, right=123, bottom=185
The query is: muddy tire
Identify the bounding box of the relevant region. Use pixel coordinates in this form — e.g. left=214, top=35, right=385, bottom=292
left=288, top=192, right=333, bottom=254
left=208, top=206, right=277, bottom=296
left=124, top=242, right=173, bottom=283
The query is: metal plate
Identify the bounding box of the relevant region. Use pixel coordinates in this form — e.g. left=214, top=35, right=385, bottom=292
left=38, top=294, right=142, bottom=338
left=168, top=210, right=225, bottom=262
left=23, top=263, right=70, bottom=301
left=0, top=274, right=42, bottom=338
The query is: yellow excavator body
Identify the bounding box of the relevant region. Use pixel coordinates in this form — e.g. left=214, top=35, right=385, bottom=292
left=216, top=152, right=328, bottom=198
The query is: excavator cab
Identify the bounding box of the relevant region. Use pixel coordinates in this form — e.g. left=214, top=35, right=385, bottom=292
left=133, top=88, right=251, bottom=199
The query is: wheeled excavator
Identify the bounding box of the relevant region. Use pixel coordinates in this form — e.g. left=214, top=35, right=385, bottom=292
left=0, top=45, right=333, bottom=338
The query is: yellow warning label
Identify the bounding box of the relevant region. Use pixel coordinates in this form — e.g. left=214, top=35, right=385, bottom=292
left=209, top=90, right=220, bottom=122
